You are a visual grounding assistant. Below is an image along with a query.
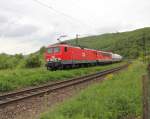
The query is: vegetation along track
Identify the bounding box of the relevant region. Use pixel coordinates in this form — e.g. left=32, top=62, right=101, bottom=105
left=0, top=63, right=129, bottom=107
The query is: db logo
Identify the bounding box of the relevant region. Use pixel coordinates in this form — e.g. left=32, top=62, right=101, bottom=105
left=82, top=52, right=85, bottom=57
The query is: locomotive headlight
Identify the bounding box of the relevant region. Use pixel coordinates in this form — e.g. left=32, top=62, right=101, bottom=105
left=47, top=59, right=50, bottom=62
left=48, top=57, right=61, bottom=62
left=50, top=58, right=54, bottom=61
left=58, top=58, right=61, bottom=60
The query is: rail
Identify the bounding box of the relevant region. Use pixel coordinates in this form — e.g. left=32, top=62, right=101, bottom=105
left=0, top=63, right=129, bottom=107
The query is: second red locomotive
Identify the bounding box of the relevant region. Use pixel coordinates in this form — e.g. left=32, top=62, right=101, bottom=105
left=45, top=43, right=122, bottom=70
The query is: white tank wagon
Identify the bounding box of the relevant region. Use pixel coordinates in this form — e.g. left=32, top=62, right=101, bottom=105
left=111, top=53, right=123, bottom=62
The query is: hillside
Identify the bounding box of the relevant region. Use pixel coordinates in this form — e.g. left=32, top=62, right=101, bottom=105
left=0, top=27, right=150, bottom=70
left=67, top=27, right=150, bottom=58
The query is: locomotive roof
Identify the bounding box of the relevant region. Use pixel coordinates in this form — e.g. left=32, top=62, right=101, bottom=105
left=47, top=44, right=112, bottom=54
left=48, top=44, right=97, bottom=50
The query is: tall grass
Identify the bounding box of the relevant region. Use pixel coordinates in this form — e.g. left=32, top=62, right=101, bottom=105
left=0, top=63, right=124, bottom=92
left=41, top=61, right=146, bottom=119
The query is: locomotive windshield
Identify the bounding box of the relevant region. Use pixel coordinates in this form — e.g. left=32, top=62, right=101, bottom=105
left=47, top=48, right=53, bottom=53
left=47, top=47, right=60, bottom=54
left=54, top=47, right=60, bottom=53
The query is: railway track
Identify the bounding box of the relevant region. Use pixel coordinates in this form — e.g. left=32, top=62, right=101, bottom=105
left=0, top=63, right=129, bottom=107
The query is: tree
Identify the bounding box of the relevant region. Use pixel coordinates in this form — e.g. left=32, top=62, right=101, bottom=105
left=25, top=54, right=41, bottom=68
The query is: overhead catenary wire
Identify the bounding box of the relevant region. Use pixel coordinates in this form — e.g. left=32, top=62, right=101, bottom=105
left=32, top=0, right=96, bottom=33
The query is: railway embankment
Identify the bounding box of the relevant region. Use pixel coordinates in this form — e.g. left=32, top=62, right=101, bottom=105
left=0, top=62, right=124, bottom=93
left=40, top=61, right=146, bottom=119
left=0, top=63, right=127, bottom=119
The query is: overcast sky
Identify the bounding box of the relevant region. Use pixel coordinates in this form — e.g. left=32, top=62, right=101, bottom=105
left=0, top=0, right=150, bottom=54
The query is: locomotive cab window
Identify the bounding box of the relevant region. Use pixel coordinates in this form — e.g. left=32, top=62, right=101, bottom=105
left=54, top=47, right=60, bottom=53
left=64, top=47, right=68, bottom=52
left=47, top=48, right=53, bottom=54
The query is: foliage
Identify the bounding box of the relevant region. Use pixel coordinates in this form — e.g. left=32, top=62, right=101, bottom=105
left=25, top=54, right=42, bottom=68
left=0, top=46, right=46, bottom=70
left=0, top=53, right=23, bottom=70
left=67, top=27, right=150, bottom=59
left=41, top=61, right=146, bottom=119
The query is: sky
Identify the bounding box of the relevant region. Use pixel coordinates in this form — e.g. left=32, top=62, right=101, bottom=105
left=0, top=0, right=150, bottom=54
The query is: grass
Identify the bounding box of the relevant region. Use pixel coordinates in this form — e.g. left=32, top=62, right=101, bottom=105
left=0, top=62, right=124, bottom=92
left=40, top=61, right=146, bottom=119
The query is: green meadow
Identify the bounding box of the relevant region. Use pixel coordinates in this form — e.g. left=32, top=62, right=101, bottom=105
left=0, top=62, right=124, bottom=92
left=41, top=61, right=146, bottom=119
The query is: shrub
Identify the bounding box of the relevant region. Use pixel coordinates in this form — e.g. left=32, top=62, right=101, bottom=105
left=25, top=54, right=41, bottom=68
left=0, top=53, right=24, bottom=70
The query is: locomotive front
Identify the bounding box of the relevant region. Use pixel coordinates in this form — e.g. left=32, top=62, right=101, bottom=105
left=45, top=45, right=62, bottom=70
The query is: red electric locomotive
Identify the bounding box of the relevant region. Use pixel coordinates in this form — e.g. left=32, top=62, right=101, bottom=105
left=44, top=43, right=118, bottom=70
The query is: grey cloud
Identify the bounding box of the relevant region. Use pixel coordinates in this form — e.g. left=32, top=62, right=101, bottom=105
left=0, top=0, right=150, bottom=54
left=1, top=24, right=39, bottom=37
left=36, top=32, right=61, bottom=45
left=0, top=15, right=8, bottom=23
left=96, top=23, right=135, bottom=34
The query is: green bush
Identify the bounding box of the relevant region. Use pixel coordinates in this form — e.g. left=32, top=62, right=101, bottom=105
left=25, top=54, right=42, bottom=68
left=0, top=53, right=23, bottom=70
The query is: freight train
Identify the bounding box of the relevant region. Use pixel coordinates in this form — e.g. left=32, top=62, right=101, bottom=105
left=45, top=43, right=122, bottom=70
